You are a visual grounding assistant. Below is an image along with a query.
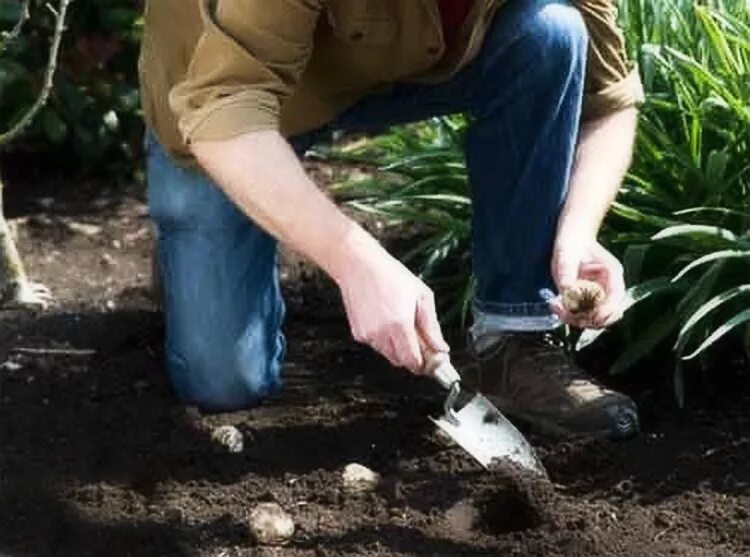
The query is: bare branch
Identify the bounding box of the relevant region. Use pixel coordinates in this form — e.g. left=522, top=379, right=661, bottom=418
left=0, top=0, right=74, bottom=147
left=0, top=0, right=32, bottom=54
left=10, top=346, right=96, bottom=356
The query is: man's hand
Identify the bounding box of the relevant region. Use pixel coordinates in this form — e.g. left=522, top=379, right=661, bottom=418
left=549, top=237, right=626, bottom=329
left=192, top=131, right=449, bottom=375
left=333, top=239, right=449, bottom=373
left=546, top=108, right=637, bottom=330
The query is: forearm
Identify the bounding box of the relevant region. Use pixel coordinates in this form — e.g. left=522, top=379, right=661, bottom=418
left=556, top=108, right=638, bottom=241
left=191, top=130, right=381, bottom=282
left=191, top=130, right=448, bottom=368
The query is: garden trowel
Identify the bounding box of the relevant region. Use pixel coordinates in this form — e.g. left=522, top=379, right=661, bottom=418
left=424, top=349, right=548, bottom=478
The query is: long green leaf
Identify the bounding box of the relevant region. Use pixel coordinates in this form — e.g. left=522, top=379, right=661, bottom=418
left=652, top=224, right=737, bottom=242
left=672, top=249, right=750, bottom=282
left=681, top=308, right=750, bottom=360
left=610, top=202, right=677, bottom=229
left=610, top=311, right=679, bottom=375
left=623, top=244, right=651, bottom=284
left=673, top=207, right=750, bottom=220
left=676, top=260, right=726, bottom=319
left=695, top=5, right=741, bottom=78
left=676, top=284, right=750, bottom=354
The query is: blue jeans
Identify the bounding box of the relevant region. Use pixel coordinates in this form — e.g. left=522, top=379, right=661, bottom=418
left=146, top=0, right=587, bottom=411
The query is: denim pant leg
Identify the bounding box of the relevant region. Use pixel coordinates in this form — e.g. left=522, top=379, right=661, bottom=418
left=467, top=0, right=587, bottom=335
left=146, top=135, right=285, bottom=412
left=324, top=0, right=587, bottom=335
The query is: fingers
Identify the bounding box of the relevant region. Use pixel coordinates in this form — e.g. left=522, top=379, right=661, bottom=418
left=549, top=240, right=628, bottom=330
left=416, top=290, right=450, bottom=353
left=588, top=244, right=625, bottom=296
left=349, top=312, right=428, bottom=374
left=389, top=318, right=424, bottom=373
left=590, top=291, right=626, bottom=328
left=548, top=297, right=595, bottom=329
left=552, top=243, right=582, bottom=291
left=391, top=289, right=449, bottom=374
left=582, top=248, right=626, bottom=328
left=549, top=287, right=625, bottom=330
left=338, top=254, right=446, bottom=374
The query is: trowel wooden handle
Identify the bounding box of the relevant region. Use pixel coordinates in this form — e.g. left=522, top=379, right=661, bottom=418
left=420, top=339, right=461, bottom=390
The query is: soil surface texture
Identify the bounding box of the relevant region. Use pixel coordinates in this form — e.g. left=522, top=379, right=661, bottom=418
left=0, top=179, right=748, bottom=556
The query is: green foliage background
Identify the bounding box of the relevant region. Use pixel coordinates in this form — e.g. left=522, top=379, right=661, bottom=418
left=327, top=0, right=750, bottom=402
left=0, top=0, right=142, bottom=175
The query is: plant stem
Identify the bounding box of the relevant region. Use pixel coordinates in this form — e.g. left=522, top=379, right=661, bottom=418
left=0, top=0, right=74, bottom=146
left=0, top=0, right=31, bottom=54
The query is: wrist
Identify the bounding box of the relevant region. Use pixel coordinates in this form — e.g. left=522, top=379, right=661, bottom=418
left=321, top=223, right=385, bottom=287
left=555, top=216, right=599, bottom=247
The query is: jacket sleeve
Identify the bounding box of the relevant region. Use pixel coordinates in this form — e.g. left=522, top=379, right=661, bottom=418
left=574, top=0, right=645, bottom=120
left=169, top=0, right=324, bottom=144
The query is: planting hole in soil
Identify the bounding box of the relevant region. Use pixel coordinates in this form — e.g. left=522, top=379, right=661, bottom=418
left=478, top=487, right=546, bottom=533
left=446, top=460, right=555, bottom=536
left=480, top=463, right=555, bottom=534
left=447, top=487, right=546, bottom=536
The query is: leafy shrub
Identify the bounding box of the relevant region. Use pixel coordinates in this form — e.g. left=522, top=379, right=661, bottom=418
left=588, top=0, right=750, bottom=401
left=328, top=0, right=749, bottom=400
left=0, top=0, right=143, bottom=176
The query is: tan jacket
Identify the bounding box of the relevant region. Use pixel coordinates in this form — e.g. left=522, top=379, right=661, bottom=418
left=139, top=0, right=644, bottom=165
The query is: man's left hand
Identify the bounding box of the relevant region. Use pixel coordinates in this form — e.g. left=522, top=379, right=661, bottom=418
left=549, top=238, right=626, bottom=329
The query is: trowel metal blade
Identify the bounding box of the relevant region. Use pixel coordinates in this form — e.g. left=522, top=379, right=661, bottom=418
left=430, top=393, right=547, bottom=478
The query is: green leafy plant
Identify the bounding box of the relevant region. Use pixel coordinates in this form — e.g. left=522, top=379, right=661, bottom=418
left=327, top=117, right=474, bottom=325
left=328, top=0, right=749, bottom=401
left=590, top=0, right=750, bottom=400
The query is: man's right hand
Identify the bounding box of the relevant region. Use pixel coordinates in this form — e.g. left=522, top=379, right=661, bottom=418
left=191, top=131, right=449, bottom=372
left=332, top=237, right=449, bottom=374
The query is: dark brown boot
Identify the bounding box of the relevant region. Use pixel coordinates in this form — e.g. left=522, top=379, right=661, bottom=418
left=464, top=332, right=639, bottom=440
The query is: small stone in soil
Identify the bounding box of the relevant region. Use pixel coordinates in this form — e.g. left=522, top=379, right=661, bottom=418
left=100, top=253, right=116, bottom=267
left=67, top=221, right=103, bottom=237
left=342, top=463, right=381, bottom=494
left=0, top=361, right=22, bottom=372
left=211, top=425, right=244, bottom=453
left=247, top=502, right=295, bottom=546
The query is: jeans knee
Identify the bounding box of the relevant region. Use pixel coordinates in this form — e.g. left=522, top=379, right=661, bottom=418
left=146, top=133, right=247, bottom=229
left=527, top=2, right=588, bottom=68
left=166, top=336, right=284, bottom=412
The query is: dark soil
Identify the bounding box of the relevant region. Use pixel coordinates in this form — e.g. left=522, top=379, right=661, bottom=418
left=0, top=178, right=748, bottom=556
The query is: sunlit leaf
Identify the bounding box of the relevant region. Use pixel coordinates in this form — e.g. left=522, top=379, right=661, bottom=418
left=681, top=309, right=750, bottom=360
left=676, top=284, right=750, bottom=354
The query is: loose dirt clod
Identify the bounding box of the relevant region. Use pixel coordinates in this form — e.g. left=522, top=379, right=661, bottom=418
left=342, top=463, right=381, bottom=494
left=247, top=502, right=295, bottom=546
left=485, top=459, right=556, bottom=530
left=561, top=279, right=605, bottom=315
left=211, top=425, right=244, bottom=453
